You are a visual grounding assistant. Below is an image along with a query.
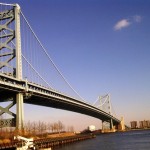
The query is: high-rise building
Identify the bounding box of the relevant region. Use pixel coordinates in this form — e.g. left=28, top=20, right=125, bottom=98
left=130, top=121, right=137, bottom=129
left=139, top=120, right=150, bottom=128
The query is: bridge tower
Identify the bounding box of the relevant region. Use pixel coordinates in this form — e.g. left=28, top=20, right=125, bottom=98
left=0, top=3, right=24, bottom=131
left=94, top=94, right=115, bottom=132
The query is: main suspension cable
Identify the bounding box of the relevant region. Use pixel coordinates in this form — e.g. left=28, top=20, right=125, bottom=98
left=20, top=11, right=85, bottom=102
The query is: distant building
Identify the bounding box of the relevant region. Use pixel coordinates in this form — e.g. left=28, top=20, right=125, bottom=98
left=139, top=120, right=150, bottom=129
left=130, top=121, right=137, bottom=129
left=148, top=121, right=150, bottom=128
left=88, top=125, right=96, bottom=131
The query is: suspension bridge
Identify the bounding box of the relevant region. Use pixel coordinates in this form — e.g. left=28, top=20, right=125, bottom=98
left=0, top=3, right=125, bottom=132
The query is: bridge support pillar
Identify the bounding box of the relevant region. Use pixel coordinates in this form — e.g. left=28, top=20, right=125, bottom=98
left=16, top=93, right=24, bottom=131
left=118, top=117, right=125, bottom=131
left=0, top=3, right=24, bottom=131
left=102, top=120, right=104, bottom=131
left=101, top=119, right=115, bottom=133
left=110, top=118, right=113, bottom=130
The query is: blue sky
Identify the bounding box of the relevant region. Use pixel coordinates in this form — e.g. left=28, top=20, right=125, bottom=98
left=1, top=0, right=150, bottom=130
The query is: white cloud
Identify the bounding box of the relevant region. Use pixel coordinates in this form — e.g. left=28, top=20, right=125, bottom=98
left=114, top=15, right=142, bottom=31
left=114, top=19, right=131, bottom=31
left=133, top=15, right=142, bottom=23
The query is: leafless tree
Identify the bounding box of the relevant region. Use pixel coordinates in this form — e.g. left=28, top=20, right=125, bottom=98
left=47, top=123, right=51, bottom=133
left=58, top=121, right=65, bottom=132
left=67, top=126, right=74, bottom=132
left=25, top=121, right=32, bottom=136
left=31, top=121, right=37, bottom=136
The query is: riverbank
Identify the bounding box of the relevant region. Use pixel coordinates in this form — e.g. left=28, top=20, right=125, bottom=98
left=35, top=134, right=95, bottom=149
left=0, top=133, right=95, bottom=150
left=130, top=128, right=150, bottom=131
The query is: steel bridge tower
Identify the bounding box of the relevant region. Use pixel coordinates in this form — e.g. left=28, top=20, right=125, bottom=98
left=94, top=94, right=115, bottom=131
left=0, top=4, right=24, bottom=131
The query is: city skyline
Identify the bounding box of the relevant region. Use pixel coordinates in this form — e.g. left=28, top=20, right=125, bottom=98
left=1, top=0, right=150, bottom=131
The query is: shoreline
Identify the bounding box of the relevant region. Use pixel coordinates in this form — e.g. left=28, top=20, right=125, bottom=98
left=1, top=129, right=150, bottom=149
left=0, top=133, right=95, bottom=150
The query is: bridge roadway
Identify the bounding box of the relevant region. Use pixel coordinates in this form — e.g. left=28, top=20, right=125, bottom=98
left=0, top=73, right=120, bottom=126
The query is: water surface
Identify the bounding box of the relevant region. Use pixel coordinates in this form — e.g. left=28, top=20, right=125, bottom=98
left=54, top=130, right=150, bottom=150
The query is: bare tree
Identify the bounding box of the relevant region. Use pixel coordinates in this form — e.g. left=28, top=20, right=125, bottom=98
left=58, top=121, right=65, bottom=133
left=50, top=123, right=54, bottom=133
left=31, top=121, right=37, bottom=136
left=53, top=122, right=59, bottom=132
left=47, top=123, right=51, bottom=133
left=70, top=126, right=74, bottom=132
left=25, top=121, right=32, bottom=136
left=67, top=126, right=74, bottom=132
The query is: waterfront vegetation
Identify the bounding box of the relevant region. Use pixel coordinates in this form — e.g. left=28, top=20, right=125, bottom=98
left=0, top=120, right=75, bottom=143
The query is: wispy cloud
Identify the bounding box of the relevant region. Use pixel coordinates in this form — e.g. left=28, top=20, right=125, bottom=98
left=114, top=15, right=142, bottom=31
left=114, top=19, right=131, bottom=31
left=133, top=15, right=142, bottom=23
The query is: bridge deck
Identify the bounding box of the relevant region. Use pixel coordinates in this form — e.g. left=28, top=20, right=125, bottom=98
left=0, top=74, right=120, bottom=125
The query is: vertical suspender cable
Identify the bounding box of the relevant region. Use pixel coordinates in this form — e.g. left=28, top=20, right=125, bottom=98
left=20, top=11, right=85, bottom=102
left=2, top=30, right=52, bottom=88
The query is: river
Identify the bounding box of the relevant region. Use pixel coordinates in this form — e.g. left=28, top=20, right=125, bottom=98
left=54, top=130, right=150, bottom=150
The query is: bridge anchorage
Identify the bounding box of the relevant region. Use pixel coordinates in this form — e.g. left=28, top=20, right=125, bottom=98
left=0, top=3, right=126, bottom=133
